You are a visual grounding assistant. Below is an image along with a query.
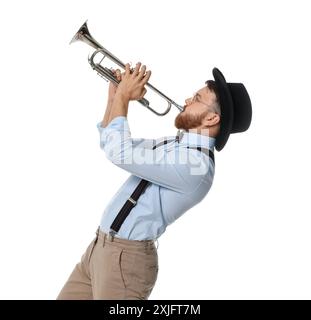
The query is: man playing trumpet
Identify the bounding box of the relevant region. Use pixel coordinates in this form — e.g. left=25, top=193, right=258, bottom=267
left=57, top=62, right=252, bottom=299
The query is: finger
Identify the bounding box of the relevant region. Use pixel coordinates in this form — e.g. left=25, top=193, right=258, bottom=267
left=125, top=63, right=131, bottom=76
left=120, top=70, right=126, bottom=80
left=141, top=70, right=152, bottom=85
left=110, top=69, right=118, bottom=78
left=115, top=69, right=122, bottom=81
left=137, top=65, right=147, bottom=80
left=133, top=62, right=142, bottom=76
left=140, top=88, right=147, bottom=99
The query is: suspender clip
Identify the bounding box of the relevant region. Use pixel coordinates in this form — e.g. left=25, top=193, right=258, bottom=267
left=128, top=197, right=137, bottom=206
left=108, top=229, right=117, bottom=241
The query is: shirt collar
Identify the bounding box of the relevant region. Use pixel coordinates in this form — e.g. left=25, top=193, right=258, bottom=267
left=176, top=129, right=216, bottom=150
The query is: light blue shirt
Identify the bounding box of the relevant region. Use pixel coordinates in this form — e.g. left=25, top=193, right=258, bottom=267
left=97, top=116, right=216, bottom=240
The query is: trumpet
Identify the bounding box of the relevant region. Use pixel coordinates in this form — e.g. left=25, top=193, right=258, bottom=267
left=70, top=21, right=184, bottom=116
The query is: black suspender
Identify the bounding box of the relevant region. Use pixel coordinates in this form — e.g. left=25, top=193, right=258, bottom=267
left=109, top=139, right=215, bottom=237
left=109, top=178, right=150, bottom=235
left=188, top=146, right=215, bottom=164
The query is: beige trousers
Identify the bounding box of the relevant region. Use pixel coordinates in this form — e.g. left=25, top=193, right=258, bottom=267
left=57, top=227, right=158, bottom=300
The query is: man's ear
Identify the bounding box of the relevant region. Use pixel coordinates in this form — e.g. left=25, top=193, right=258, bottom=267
left=202, top=112, right=220, bottom=127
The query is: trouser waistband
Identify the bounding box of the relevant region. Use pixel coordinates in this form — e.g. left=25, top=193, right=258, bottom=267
left=95, top=227, right=156, bottom=251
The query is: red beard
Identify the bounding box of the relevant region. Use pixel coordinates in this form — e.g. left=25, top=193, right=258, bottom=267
left=175, top=110, right=209, bottom=130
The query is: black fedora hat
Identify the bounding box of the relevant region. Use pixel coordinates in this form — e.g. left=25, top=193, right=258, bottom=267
left=212, top=68, right=252, bottom=151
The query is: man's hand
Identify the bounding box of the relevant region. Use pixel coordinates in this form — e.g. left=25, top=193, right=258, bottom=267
left=108, top=69, right=122, bottom=100
left=115, top=62, right=151, bottom=102
left=102, top=62, right=151, bottom=126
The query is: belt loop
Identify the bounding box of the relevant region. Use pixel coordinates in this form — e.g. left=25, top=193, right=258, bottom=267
left=155, top=239, right=159, bottom=250
left=95, top=226, right=100, bottom=243
left=102, top=233, right=106, bottom=247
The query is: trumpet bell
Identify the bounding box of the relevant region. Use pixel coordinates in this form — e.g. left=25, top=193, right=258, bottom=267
left=70, top=20, right=103, bottom=50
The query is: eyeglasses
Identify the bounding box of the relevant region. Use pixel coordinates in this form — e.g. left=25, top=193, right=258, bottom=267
left=190, top=93, right=210, bottom=107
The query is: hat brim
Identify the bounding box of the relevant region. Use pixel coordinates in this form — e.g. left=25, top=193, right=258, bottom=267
left=212, top=68, right=234, bottom=151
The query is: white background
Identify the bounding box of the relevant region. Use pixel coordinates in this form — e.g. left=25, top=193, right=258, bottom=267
left=0, top=0, right=310, bottom=299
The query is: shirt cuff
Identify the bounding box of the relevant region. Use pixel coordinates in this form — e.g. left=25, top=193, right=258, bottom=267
left=97, top=121, right=105, bottom=133
left=97, top=116, right=129, bottom=131
left=97, top=116, right=130, bottom=148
